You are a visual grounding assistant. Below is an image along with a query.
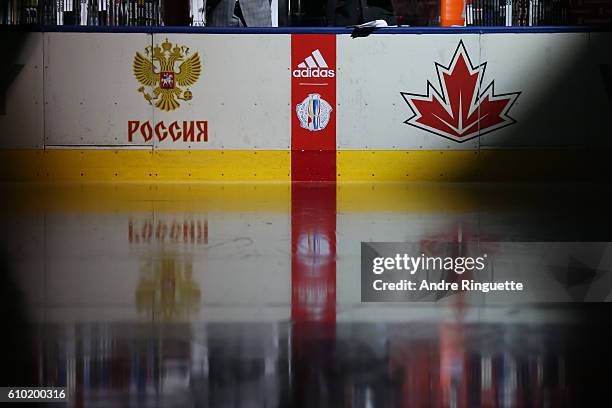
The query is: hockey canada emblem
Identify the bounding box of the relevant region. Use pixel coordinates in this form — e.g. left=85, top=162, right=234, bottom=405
left=133, top=38, right=202, bottom=112
left=401, top=41, right=520, bottom=142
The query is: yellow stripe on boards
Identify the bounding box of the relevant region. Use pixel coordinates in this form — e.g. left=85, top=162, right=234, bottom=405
left=0, top=149, right=610, bottom=183
left=336, top=150, right=611, bottom=182
left=0, top=150, right=291, bottom=182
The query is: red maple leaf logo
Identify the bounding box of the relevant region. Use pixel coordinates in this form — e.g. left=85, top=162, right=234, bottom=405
left=401, top=41, right=520, bottom=143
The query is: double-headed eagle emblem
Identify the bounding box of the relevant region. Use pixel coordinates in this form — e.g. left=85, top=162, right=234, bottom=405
left=133, top=38, right=202, bottom=111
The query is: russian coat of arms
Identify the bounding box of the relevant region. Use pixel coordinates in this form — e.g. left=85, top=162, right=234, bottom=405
left=133, top=38, right=202, bottom=112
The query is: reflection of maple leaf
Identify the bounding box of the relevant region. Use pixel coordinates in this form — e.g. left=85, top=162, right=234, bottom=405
left=401, top=41, right=520, bottom=143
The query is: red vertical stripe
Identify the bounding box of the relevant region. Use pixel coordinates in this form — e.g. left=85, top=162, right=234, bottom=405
left=291, top=34, right=337, bottom=182
left=290, top=36, right=338, bottom=394
left=290, top=34, right=337, bottom=321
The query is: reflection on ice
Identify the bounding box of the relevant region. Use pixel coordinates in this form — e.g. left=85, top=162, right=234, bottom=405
left=135, top=253, right=201, bottom=321
left=27, top=320, right=605, bottom=407
left=1, top=182, right=611, bottom=406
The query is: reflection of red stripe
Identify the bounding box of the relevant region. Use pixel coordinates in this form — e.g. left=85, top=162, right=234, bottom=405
left=291, top=182, right=336, bottom=322
left=290, top=37, right=338, bottom=400
left=290, top=181, right=337, bottom=401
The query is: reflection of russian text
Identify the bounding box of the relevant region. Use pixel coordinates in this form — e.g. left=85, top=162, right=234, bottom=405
left=129, top=218, right=208, bottom=245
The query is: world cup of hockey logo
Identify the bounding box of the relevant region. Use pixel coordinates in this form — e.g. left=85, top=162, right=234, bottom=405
left=296, top=93, right=333, bottom=131
left=401, top=40, right=520, bottom=142
left=133, top=38, right=202, bottom=111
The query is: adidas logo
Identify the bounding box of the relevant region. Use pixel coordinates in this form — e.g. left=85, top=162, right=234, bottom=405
left=293, top=49, right=335, bottom=78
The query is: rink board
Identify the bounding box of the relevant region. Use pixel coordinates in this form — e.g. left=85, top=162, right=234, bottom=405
left=1, top=29, right=611, bottom=181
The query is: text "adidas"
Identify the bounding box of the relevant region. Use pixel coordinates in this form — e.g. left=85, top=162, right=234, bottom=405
left=293, top=49, right=336, bottom=78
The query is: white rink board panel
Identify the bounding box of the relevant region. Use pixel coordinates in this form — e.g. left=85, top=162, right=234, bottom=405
left=151, top=34, right=291, bottom=150
left=44, top=33, right=154, bottom=147
left=336, top=34, right=481, bottom=150
left=0, top=32, right=44, bottom=149
left=44, top=33, right=291, bottom=149
left=478, top=33, right=590, bottom=148
left=4, top=31, right=609, bottom=152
